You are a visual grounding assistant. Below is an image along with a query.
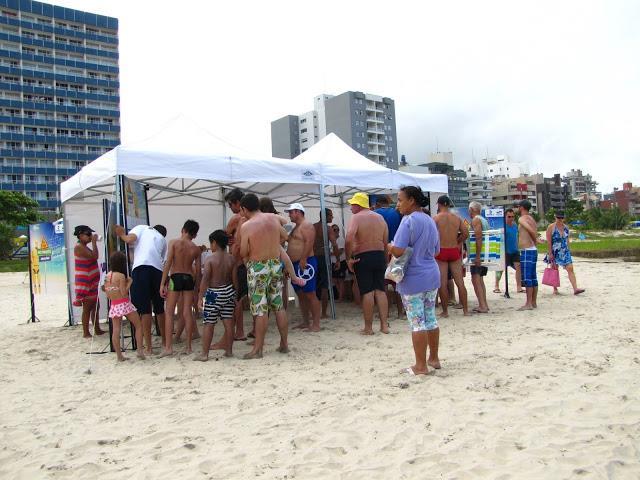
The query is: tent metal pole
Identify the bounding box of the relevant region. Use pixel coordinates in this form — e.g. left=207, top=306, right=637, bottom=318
left=319, top=183, right=336, bottom=320
left=221, top=187, right=227, bottom=226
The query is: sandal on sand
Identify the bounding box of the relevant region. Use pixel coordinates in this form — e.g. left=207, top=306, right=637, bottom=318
left=234, top=336, right=247, bottom=341
left=493, top=288, right=501, bottom=293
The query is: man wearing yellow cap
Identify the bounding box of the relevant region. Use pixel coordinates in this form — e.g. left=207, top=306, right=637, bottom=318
left=345, top=192, right=390, bottom=335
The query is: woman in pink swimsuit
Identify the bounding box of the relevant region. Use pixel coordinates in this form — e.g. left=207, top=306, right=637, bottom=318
left=104, top=251, right=145, bottom=361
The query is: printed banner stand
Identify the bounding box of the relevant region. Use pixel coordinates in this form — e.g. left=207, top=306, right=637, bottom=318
left=26, top=226, right=40, bottom=324
left=27, top=220, right=71, bottom=325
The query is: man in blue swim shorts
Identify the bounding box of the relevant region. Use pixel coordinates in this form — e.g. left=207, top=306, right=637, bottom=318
left=285, top=203, right=322, bottom=332
left=516, top=200, right=539, bottom=311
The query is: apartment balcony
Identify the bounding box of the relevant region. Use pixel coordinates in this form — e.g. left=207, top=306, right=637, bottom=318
left=366, top=126, right=384, bottom=134
left=367, top=138, right=384, bottom=145
left=366, top=116, right=384, bottom=124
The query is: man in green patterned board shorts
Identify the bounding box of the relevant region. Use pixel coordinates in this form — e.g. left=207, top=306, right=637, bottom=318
left=239, top=193, right=290, bottom=359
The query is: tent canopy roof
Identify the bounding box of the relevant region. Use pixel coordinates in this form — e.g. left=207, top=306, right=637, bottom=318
left=60, top=117, right=447, bottom=204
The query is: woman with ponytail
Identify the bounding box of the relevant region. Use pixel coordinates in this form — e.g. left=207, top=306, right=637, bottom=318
left=387, top=186, right=442, bottom=375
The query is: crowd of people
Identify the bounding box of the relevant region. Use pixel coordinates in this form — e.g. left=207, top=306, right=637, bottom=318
left=72, top=187, right=585, bottom=373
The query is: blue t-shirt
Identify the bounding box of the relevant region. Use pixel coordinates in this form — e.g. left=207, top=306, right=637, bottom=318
left=376, top=207, right=402, bottom=241
left=505, top=223, right=519, bottom=254
left=393, top=211, right=441, bottom=295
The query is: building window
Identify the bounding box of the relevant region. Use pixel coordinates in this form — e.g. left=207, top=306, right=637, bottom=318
left=300, top=128, right=307, bottom=134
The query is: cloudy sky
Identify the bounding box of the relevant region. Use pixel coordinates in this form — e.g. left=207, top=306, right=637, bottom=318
left=55, top=0, right=639, bottom=193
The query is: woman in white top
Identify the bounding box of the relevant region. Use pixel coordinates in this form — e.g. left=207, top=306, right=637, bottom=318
left=330, top=224, right=347, bottom=301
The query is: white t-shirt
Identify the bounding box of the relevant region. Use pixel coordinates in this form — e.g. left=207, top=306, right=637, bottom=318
left=129, top=225, right=167, bottom=272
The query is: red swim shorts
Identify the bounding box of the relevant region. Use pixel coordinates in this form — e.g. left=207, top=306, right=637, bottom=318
left=435, top=247, right=462, bottom=262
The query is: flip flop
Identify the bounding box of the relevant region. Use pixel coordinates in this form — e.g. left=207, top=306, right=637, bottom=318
left=399, top=367, right=416, bottom=375
left=247, top=332, right=255, bottom=339
left=493, top=289, right=501, bottom=293
left=234, top=336, right=247, bottom=342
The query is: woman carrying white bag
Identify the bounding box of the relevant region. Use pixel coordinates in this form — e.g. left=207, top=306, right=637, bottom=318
left=387, top=186, right=441, bottom=376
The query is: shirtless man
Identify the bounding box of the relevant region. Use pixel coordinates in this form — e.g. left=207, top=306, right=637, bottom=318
left=224, top=188, right=249, bottom=342
left=159, top=220, right=202, bottom=356
left=434, top=195, right=470, bottom=316
left=313, top=208, right=339, bottom=318
left=469, top=201, right=490, bottom=313
left=194, top=230, right=237, bottom=361
left=239, top=194, right=289, bottom=359
left=516, top=199, right=539, bottom=310
left=286, top=203, right=321, bottom=332
left=345, top=192, right=389, bottom=335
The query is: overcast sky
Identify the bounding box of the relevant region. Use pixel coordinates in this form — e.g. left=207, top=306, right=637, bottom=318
left=54, top=0, right=639, bottom=193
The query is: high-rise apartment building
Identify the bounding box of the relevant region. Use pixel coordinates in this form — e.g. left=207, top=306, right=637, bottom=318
left=465, top=154, right=529, bottom=180
left=0, top=0, right=119, bottom=213
left=271, top=91, right=399, bottom=169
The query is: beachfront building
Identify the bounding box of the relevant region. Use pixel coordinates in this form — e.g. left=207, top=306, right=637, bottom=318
left=271, top=91, right=399, bottom=169
left=491, top=174, right=542, bottom=212
left=562, top=169, right=601, bottom=208
left=535, top=174, right=567, bottom=217
left=601, top=182, right=640, bottom=216
left=0, top=0, right=119, bottom=214
left=399, top=151, right=468, bottom=207
left=464, top=154, right=529, bottom=180
left=467, top=176, right=493, bottom=206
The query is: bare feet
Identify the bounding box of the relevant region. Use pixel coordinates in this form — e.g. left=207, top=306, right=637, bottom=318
left=440, top=310, right=449, bottom=318
left=83, top=333, right=92, bottom=339
left=303, top=326, right=321, bottom=332
left=243, top=351, right=263, bottom=360
left=144, top=348, right=153, bottom=356
left=234, top=336, right=247, bottom=341
left=399, top=366, right=429, bottom=375
left=276, top=345, right=289, bottom=354
left=380, top=326, right=390, bottom=334
left=428, top=359, right=441, bottom=369
left=453, top=304, right=464, bottom=310
left=574, top=289, right=585, bottom=295
left=472, top=307, right=489, bottom=313
left=292, top=323, right=309, bottom=330
left=359, top=329, right=374, bottom=335
left=463, top=312, right=473, bottom=316
left=193, top=354, right=209, bottom=362
left=116, top=355, right=128, bottom=362
left=210, top=341, right=226, bottom=351
left=517, top=305, right=534, bottom=311
left=180, top=348, right=192, bottom=356
left=173, top=336, right=183, bottom=344
left=224, top=351, right=233, bottom=358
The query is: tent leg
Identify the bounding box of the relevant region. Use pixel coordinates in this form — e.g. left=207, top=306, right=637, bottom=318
left=319, top=183, right=336, bottom=320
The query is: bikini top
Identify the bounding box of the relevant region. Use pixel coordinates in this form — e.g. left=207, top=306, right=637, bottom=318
left=104, top=272, right=120, bottom=292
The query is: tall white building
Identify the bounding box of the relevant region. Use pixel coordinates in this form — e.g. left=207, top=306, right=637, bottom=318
left=464, top=155, right=529, bottom=180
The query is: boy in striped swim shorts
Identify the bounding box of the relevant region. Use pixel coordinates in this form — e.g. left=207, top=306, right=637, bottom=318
left=195, top=230, right=237, bottom=360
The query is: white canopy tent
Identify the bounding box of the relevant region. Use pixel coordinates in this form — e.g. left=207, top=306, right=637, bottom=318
left=60, top=117, right=447, bottom=323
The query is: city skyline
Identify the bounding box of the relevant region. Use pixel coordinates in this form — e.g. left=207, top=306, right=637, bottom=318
left=45, top=0, right=639, bottom=194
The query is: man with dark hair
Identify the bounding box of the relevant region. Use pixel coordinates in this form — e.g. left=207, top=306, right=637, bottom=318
left=114, top=223, right=168, bottom=355
left=517, top=200, right=539, bottom=310
left=494, top=208, right=523, bottom=293
left=239, top=194, right=290, bottom=358
left=194, top=229, right=237, bottom=361
left=313, top=208, right=338, bottom=318
left=375, top=195, right=403, bottom=318
left=159, top=220, right=202, bottom=356
left=224, top=188, right=249, bottom=342
left=434, top=195, right=470, bottom=316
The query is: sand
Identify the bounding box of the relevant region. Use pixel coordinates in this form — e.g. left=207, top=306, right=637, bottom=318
left=0, top=258, right=639, bottom=479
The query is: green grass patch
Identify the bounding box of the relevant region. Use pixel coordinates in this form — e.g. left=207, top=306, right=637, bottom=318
left=537, top=238, right=640, bottom=258
left=0, top=259, right=29, bottom=272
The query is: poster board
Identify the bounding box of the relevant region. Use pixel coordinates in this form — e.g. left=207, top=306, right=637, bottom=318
left=28, top=220, right=71, bottom=323
left=122, top=176, right=149, bottom=230
left=451, top=207, right=505, bottom=270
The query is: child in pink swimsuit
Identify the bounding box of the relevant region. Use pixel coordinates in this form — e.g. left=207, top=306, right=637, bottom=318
left=104, top=251, right=145, bottom=361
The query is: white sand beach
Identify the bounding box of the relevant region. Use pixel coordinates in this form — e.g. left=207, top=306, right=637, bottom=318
left=0, top=258, right=639, bottom=479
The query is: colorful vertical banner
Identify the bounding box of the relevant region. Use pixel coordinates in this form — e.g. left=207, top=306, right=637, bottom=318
left=451, top=207, right=505, bottom=270
left=28, top=220, right=71, bottom=324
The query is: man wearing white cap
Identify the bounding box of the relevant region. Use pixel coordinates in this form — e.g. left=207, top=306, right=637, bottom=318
left=345, top=192, right=389, bottom=335
left=285, top=203, right=321, bottom=332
